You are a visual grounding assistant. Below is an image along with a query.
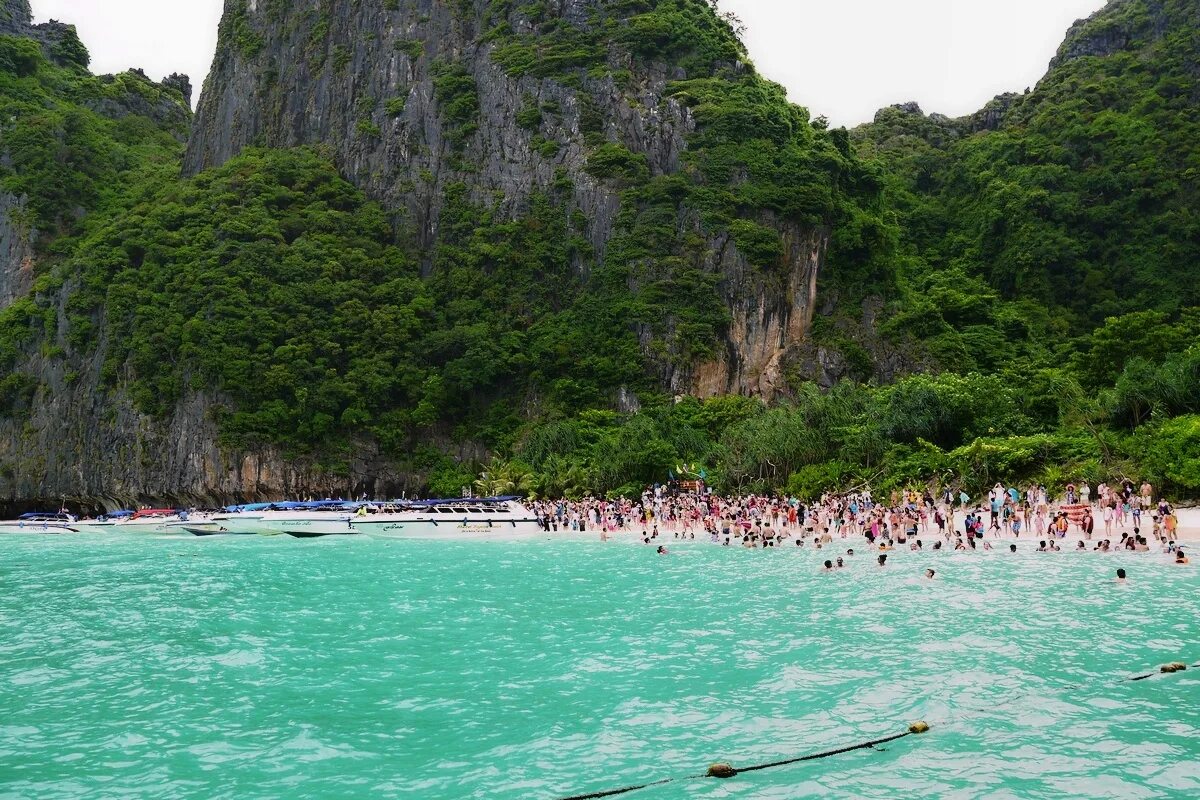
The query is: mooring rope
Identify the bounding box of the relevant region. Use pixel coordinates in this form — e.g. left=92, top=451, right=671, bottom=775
left=555, top=723, right=929, bottom=800
left=557, top=776, right=674, bottom=800
left=1128, top=661, right=1192, bottom=681
left=729, top=727, right=920, bottom=774
left=554, top=660, right=1194, bottom=800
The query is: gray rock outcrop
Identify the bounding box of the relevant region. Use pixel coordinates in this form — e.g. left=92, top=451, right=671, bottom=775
left=186, top=0, right=827, bottom=402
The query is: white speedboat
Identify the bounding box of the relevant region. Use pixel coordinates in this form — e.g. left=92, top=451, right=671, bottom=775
left=0, top=512, right=80, bottom=534
left=179, top=502, right=356, bottom=537
left=249, top=512, right=358, bottom=538
left=176, top=512, right=263, bottom=536
left=75, top=508, right=192, bottom=534
left=354, top=498, right=542, bottom=539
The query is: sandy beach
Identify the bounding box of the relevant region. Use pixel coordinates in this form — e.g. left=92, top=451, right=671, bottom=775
left=544, top=504, right=1200, bottom=546
left=1152, top=506, right=1199, bottom=541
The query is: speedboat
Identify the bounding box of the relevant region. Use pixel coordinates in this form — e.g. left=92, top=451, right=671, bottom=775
left=175, top=501, right=357, bottom=537
left=239, top=501, right=360, bottom=537
left=0, top=512, right=80, bottom=534
left=353, top=497, right=542, bottom=539
left=75, top=508, right=189, bottom=534
left=175, top=504, right=268, bottom=535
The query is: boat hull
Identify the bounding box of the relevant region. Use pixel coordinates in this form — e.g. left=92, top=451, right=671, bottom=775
left=179, top=525, right=257, bottom=537
left=0, top=523, right=76, bottom=534
left=283, top=527, right=361, bottom=538
left=355, top=518, right=544, bottom=539
left=254, top=518, right=358, bottom=538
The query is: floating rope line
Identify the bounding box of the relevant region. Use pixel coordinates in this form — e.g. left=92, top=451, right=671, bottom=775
left=554, top=658, right=1198, bottom=800
left=555, top=722, right=930, bottom=800
left=1128, top=661, right=1191, bottom=681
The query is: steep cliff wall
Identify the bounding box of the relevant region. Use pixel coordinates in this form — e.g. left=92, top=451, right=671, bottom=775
left=0, top=192, right=34, bottom=306
left=185, top=0, right=831, bottom=400
left=0, top=0, right=871, bottom=506
left=0, top=0, right=191, bottom=313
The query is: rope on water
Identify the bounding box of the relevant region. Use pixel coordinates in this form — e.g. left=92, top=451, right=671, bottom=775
left=555, top=722, right=930, bottom=800
left=557, top=776, right=674, bottom=800
left=731, top=727, right=919, bottom=774
left=556, top=658, right=1195, bottom=800
left=1128, top=661, right=1191, bottom=681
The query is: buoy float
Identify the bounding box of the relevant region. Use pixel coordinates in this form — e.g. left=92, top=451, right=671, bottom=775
left=908, top=721, right=930, bottom=734
left=706, top=763, right=737, bottom=779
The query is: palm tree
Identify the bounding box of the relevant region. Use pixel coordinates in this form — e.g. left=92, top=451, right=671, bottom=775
left=474, top=457, right=533, bottom=498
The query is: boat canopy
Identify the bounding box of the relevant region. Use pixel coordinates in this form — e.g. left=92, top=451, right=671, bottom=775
left=106, top=510, right=135, bottom=518
left=218, top=497, right=517, bottom=512
left=132, top=508, right=179, bottom=519
left=18, top=512, right=68, bottom=520
left=222, top=500, right=361, bottom=512
left=223, top=502, right=275, bottom=512
left=404, top=496, right=520, bottom=507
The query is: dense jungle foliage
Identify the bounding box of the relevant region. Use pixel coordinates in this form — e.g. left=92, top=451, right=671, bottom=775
left=0, top=0, right=1198, bottom=500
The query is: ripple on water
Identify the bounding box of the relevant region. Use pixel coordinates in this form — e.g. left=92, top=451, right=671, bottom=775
left=0, top=537, right=1196, bottom=799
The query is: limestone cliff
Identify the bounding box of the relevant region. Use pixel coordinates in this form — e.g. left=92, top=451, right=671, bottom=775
left=0, top=0, right=191, bottom=306
left=0, top=0, right=888, bottom=506
left=185, top=0, right=829, bottom=401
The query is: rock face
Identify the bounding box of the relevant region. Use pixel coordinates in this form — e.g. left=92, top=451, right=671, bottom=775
left=0, top=0, right=31, bottom=36
left=0, top=3, right=46, bottom=305
left=1051, top=0, right=1137, bottom=67
left=0, top=0, right=838, bottom=508
left=187, top=0, right=636, bottom=254
left=0, top=194, right=34, bottom=306
left=1050, top=0, right=1187, bottom=72
left=185, top=0, right=826, bottom=400
left=0, top=4, right=191, bottom=312
left=689, top=224, right=826, bottom=399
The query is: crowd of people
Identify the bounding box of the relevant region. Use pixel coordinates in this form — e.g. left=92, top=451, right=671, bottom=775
left=529, top=481, right=1190, bottom=564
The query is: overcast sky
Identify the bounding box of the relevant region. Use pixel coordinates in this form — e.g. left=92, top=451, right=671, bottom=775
left=32, top=0, right=1106, bottom=126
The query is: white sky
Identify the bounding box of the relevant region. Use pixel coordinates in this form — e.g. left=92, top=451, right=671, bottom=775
left=32, top=0, right=1106, bottom=126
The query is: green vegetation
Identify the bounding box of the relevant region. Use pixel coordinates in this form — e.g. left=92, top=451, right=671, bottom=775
left=854, top=0, right=1200, bottom=343
left=0, top=34, right=186, bottom=238
left=0, top=26, right=187, bottom=421
left=0, top=0, right=1197, bottom=500
left=385, top=96, right=406, bottom=116
left=480, top=345, right=1200, bottom=500
left=34, top=148, right=647, bottom=468
left=430, top=59, right=480, bottom=149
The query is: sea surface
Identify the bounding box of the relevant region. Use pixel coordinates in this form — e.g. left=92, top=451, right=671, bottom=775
left=1, top=533, right=1198, bottom=799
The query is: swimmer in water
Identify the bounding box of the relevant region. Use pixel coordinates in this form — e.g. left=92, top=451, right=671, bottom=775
left=823, top=560, right=834, bottom=572
left=877, top=553, right=887, bottom=567
left=1175, top=548, right=1189, bottom=565
left=836, top=557, right=845, bottom=568
left=1115, top=568, right=1128, bottom=584
left=1009, top=544, right=1017, bottom=553
left=925, top=568, right=936, bottom=580
left=846, top=548, right=854, bottom=556
left=656, top=545, right=668, bottom=555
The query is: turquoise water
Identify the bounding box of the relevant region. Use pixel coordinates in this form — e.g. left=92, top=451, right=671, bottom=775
left=1, top=534, right=1197, bottom=799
